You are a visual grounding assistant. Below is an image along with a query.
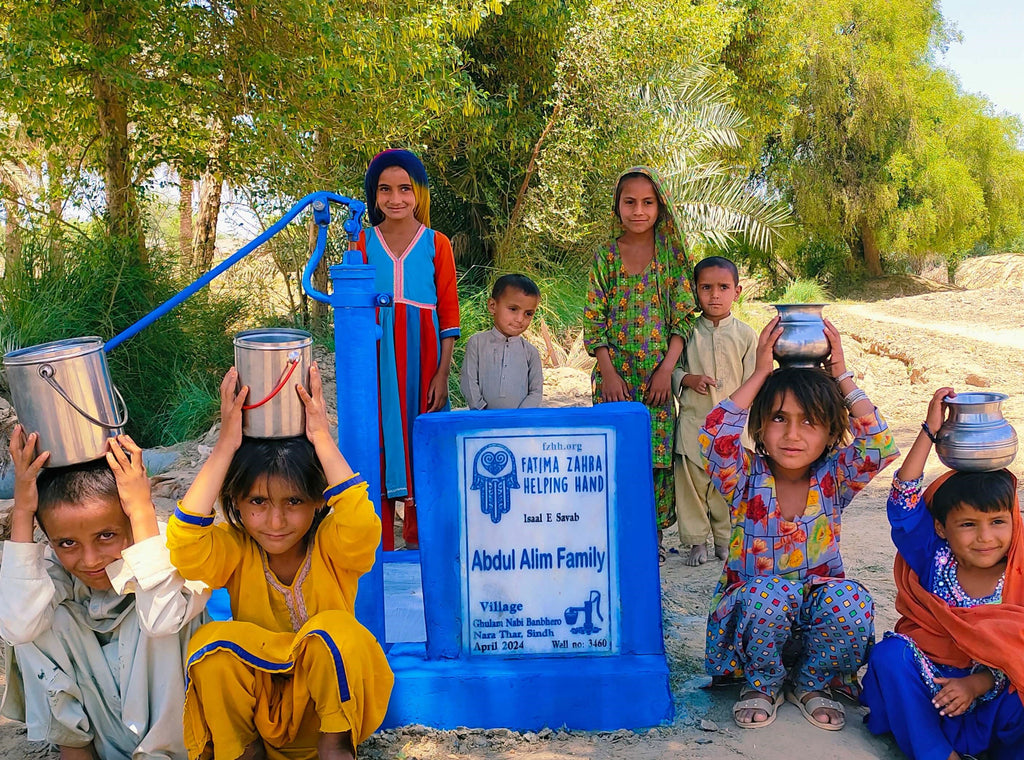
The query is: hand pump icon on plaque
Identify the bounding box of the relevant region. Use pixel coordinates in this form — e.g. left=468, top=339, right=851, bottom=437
left=471, top=443, right=519, bottom=524
left=564, top=591, right=603, bottom=635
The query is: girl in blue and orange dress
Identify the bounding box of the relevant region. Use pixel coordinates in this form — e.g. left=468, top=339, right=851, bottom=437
left=358, top=149, right=460, bottom=551
left=700, top=317, right=899, bottom=731
left=861, top=387, right=1024, bottom=760
left=167, top=365, right=393, bottom=759
left=583, top=166, right=697, bottom=560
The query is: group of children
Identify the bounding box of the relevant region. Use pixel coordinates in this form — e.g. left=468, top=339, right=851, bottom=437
left=1, top=151, right=1023, bottom=760
left=583, top=165, right=1024, bottom=757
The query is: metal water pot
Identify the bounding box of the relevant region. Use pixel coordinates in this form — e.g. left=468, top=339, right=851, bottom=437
left=233, top=328, right=312, bottom=438
left=3, top=337, right=128, bottom=467
left=935, top=392, right=1018, bottom=472
left=773, top=304, right=829, bottom=368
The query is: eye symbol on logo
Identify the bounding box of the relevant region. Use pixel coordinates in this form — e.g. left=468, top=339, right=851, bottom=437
left=471, top=444, right=519, bottom=524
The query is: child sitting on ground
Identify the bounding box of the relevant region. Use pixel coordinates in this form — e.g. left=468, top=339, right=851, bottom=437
left=672, top=256, right=756, bottom=566
left=0, top=428, right=208, bottom=760
left=701, top=317, right=899, bottom=731
left=861, top=386, right=1024, bottom=760
left=166, top=363, right=393, bottom=760
left=460, top=273, right=543, bottom=410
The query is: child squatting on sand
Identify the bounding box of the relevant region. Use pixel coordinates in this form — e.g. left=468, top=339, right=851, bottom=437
left=672, top=255, right=756, bottom=566
left=861, top=387, right=1024, bottom=760
left=700, top=316, right=899, bottom=731
left=166, top=364, right=393, bottom=760
left=0, top=429, right=208, bottom=760
left=460, top=273, right=544, bottom=410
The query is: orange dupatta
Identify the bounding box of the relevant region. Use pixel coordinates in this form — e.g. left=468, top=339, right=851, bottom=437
left=893, top=471, right=1024, bottom=701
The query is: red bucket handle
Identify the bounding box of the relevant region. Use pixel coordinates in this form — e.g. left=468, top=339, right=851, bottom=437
left=242, top=354, right=301, bottom=411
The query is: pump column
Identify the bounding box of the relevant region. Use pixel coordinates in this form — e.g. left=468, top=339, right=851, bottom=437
left=329, top=258, right=390, bottom=643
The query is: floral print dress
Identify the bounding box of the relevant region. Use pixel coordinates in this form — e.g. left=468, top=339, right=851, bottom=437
left=700, top=398, right=899, bottom=693
left=584, top=234, right=696, bottom=528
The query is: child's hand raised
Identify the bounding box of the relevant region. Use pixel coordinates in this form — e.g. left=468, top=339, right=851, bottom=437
left=823, top=318, right=847, bottom=377
left=216, top=367, right=248, bottom=456
left=926, top=386, right=955, bottom=433
left=107, top=434, right=160, bottom=542
left=754, top=316, right=782, bottom=377
left=9, top=426, right=49, bottom=540
left=297, top=362, right=331, bottom=446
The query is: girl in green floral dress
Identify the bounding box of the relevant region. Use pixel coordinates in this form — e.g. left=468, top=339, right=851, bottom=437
left=584, top=167, right=697, bottom=561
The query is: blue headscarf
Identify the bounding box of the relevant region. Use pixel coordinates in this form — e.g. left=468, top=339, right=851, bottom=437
left=364, top=149, right=431, bottom=227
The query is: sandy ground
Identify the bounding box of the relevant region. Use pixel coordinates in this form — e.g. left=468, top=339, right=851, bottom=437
left=2, top=273, right=1024, bottom=759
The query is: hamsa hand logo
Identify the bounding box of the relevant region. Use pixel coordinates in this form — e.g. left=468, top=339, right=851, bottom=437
left=470, top=443, right=519, bottom=524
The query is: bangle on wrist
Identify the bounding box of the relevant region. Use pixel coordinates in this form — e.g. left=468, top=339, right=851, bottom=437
left=843, top=388, right=868, bottom=409
left=921, top=421, right=941, bottom=444
left=834, top=369, right=854, bottom=384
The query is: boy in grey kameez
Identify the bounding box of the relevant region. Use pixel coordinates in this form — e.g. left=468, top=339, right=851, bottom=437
left=0, top=427, right=208, bottom=760
left=461, top=274, right=543, bottom=410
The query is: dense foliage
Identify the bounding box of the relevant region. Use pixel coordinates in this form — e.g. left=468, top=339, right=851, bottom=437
left=2, top=0, right=1023, bottom=441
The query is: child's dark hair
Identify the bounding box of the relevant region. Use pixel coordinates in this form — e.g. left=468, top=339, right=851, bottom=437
left=220, top=437, right=329, bottom=537
left=491, top=273, right=540, bottom=301
left=36, top=459, right=120, bottom=535
left=929, top=470, right=1016, bottom=525
left=613, top=171, right=668, bottom=230
left=694, top=256, right=740, bottom=286
left=749, top=367, right=849, bottom=460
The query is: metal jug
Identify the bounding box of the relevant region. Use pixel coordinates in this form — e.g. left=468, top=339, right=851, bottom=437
left=3, top=337, right=128, bottom=467
left=233, top=328, right=313, bottom=438
left=773, top=304, right=829, bottom=368
left=936, top=392, right=1018, bottom=472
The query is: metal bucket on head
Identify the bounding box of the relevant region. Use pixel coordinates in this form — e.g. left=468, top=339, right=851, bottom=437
left=233, top=328, right=313, bottom=438
left=3, top=337, right=128, bottom=467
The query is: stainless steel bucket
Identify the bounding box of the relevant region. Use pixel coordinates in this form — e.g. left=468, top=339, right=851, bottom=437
left=233, top=328, right=313, bottom=438
left=3, top=337, right=128, bottom=467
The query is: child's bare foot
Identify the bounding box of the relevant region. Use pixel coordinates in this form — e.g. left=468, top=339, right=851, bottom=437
left=732, top=688, right=780, bottom=728
left=684, top=544, right=708, bottom=566
left=714, top=543, right=729, bottom=560
left=318, top=730, right=356, bottom=760
left=237, top=739, right=266, bottom=760
left=59, top=746, right=97, bottom=760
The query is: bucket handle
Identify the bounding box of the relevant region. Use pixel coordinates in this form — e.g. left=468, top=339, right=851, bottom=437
left=242, top=351, right=301, bottom=411
left=39, top=364, right=130, bottom=430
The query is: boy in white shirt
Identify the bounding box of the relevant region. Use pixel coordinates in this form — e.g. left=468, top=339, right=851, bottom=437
left=460, top=274, right=544, bottom=410
left=0, top=426, right=207, bottom=760
left=672, top=257, right=756, bottom=565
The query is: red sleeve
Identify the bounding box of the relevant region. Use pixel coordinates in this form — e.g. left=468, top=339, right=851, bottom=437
left=433, top=232, right=460, bottom=337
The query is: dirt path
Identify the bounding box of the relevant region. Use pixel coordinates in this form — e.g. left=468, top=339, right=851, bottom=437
left=3, top=285, right=1024, bottom=759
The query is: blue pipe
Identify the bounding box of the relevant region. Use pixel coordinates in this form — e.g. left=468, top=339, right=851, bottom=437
left=105, top=192, right=366, bottom=352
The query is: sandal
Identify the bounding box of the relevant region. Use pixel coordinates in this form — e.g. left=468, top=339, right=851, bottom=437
left=732, top=689, right=783, bottom=729
left=658, top=544, right=667, bottom=565
left=786, top=688, right=846, bottom=731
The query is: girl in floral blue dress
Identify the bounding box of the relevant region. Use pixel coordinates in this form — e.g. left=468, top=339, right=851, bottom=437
left=700, top=317, right=899, bottom=730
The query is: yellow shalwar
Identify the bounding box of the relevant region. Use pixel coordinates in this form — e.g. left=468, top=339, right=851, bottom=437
left=166, top=475, right=394, bottom=760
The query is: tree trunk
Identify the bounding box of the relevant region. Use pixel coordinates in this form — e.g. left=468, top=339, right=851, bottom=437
left=91, top=70, right=144, bottom=261
left=860, top=222, right=883, bottom=276
left=179, top=174, right=194, bottom=266
left=2, top=195, right=21, bottom=274
left=46, top=153, right=66, bottom=269
left=309, top=130, right=332, bottom=331
left=192, top=122, right=229, bottom=274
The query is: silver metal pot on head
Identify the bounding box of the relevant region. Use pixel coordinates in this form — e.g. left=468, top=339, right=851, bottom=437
left=773, top=304, right=829, bottom=368
left=935, top=392, right=1018, bottom=472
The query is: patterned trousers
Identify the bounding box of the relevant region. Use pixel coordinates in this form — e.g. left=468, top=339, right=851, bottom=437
left=705, top=575, right=875, bottom=698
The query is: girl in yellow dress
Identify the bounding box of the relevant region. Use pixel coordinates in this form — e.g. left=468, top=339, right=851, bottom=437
left=167, top=363, right=393, bottom=760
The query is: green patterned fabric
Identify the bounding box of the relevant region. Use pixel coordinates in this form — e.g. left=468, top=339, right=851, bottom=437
left=584, top=166, right=698, bottom=532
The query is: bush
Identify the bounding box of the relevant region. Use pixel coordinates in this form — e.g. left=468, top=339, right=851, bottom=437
left=779, top=278, right=830, bottom=304
left=1, top=235, right=244, bottom=446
